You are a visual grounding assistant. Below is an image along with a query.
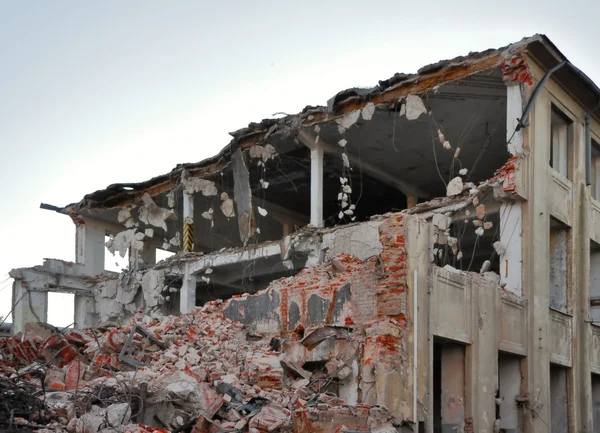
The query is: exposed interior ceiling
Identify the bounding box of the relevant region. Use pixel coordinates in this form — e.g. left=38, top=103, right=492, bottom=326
left=71, top=67, right=511, bottom=253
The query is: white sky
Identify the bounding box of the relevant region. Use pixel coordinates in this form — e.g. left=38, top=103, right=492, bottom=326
left=1, top=1, right=598, bottom=326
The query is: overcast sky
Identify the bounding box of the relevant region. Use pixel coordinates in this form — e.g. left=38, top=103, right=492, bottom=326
left=0, top=1, right=598, bottom=326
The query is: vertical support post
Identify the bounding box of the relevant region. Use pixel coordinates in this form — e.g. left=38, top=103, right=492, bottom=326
left=74, top=295, right=96, bottom=329
left=180, top=263, right=196, bottom=314
left=183, top=191, right=195, bottom=253
left=499, top=202, right=523, bottom=296
left=75, top=220, right=106, bottom=275
left=310, top=144, right=324, bottom=227
left=12, top=280, right=47, bottom=334
left=74, top=219, right=105, bottom=329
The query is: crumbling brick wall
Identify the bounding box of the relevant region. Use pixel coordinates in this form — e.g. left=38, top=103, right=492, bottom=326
left=223, top=213, right=412, bottom=418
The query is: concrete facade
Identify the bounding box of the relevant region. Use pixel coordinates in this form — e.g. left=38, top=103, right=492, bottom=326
left=8, top=35, right=600, bottom=432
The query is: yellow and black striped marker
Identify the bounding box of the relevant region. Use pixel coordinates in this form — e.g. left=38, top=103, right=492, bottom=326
left=183, top=223, right=194, bottom=252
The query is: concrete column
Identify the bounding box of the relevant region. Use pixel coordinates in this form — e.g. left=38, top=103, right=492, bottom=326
left=310, top=144, right=324, bottom=228
left=465, top=275, right=497, bottom=432
left=180, top=264, right=196, bottom=314
left=12, top=280, right=47, bottom=334
left=74, top=295, right=96, bottom=329
left=524, top=85, right=551, bottom=432
left=406, top=217, right=430, bottom=426
left=499, top=202, right=523, bottom=296
left=183, top=191, right=195, bottom=252
left=75, top=220, right=105, bottom=275
left=441, top=344, right=465, bottom=433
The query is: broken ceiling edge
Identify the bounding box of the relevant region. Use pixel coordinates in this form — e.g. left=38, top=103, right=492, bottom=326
left=59, top=33, right=599, bottom=214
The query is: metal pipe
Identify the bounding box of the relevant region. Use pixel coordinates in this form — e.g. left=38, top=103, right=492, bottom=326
left=586, top=113, right=592, bottom=186
left=39, top=203, right=63, bottom=212
left=516, top=61, right=567, bottom=131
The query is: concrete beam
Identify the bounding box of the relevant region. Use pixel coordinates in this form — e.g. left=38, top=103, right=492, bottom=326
left=255, top=198, right=308, bottom=228
left=9, top=267, right=95, bottom=295
left=297, top=129, right=429, bottom=199
left=184, top=242, right=283, bottom=275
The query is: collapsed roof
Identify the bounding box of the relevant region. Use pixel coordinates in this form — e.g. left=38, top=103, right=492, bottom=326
left=44, top=34, right=598, bottom=218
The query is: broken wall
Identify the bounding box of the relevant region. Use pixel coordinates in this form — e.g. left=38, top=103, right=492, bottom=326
left=221, top=213, right=413, bottom=420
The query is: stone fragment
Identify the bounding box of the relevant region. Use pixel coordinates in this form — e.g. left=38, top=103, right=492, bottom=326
left=446, top=177, right=463, bottom=196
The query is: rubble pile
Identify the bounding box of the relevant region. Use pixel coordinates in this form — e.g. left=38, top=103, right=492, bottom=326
left=0, top=300, right=398, bottom=433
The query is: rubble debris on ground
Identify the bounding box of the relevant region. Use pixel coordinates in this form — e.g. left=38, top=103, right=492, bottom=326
left=0, top=298, right=403, bottom=433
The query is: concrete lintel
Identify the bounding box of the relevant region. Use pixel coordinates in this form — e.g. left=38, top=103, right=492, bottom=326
left=10, top=267, right=96, bottom=295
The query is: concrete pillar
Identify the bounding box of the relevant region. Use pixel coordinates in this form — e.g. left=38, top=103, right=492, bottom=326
left=12, top=280, right=47, bottom=334
left=74, top=295, right=96, bottom=329
left=441, top=344, right=465, bottom=433
left=465, top=275, right=497, bottom=432
left=523, top=86, right=552, bottom=432
left=310, top=144, right=324, bottom=228
left=180, top=265, right=196, bottom=314
left=570, top=92, right=592, bottom=431
left=499, top=201, right=523, bottom=296
left=183, top=191, right=194, bottom=252
left=75, top=220, right=105, bottom=275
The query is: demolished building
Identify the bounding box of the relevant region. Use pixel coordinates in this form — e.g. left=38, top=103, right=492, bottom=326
left=3, top=33, right=600, bottom=433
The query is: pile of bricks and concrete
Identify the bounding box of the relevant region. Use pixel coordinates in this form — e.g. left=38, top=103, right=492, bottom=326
left=0, top=253, right=408, bottom=433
